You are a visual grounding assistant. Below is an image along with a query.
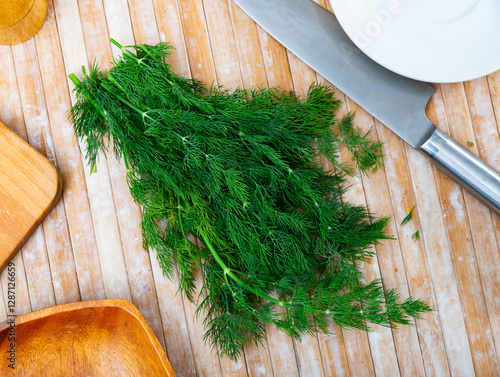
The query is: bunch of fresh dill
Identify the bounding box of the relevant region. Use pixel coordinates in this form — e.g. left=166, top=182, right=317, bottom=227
left=69, top=39, right=431, bottom=360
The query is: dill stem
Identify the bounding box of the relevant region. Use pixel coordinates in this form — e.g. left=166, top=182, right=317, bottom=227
left=198, top=228, right=374, bottom=317
left=110, top=38, right=139, bottom=61
left=198, top=229, right=283, bottom=306
left=101, top=81, right=152, bottom=120
left=110, top=38, right=156, bottom=64
left=176, top=196, right=200, bottom=264
left=68, top=73, right=107, bottom=119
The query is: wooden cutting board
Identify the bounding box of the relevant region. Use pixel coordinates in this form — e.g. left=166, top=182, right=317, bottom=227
left=0, top=121, right=61, bottom=271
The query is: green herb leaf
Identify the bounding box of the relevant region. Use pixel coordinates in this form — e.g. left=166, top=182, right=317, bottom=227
left=411, top=230, right=420, bottom=241
left=401, top=206, right=415, bottom=227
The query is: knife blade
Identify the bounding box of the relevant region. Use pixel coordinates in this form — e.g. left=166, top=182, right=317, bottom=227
left=233, top=0, right=500, bottom=216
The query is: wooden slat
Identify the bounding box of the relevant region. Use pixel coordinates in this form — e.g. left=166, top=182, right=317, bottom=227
left=76, top=0, right=169, bottom=353
left=252, top=22, right=303, bottom=377
left=463, top=80, right=500, bottom=357
left=11, top=39, right=80, bottom=307
left=227, top=0, right=267, bottom=89
left=373, top=120, right=450, bottom=377
left=429, top=85, right=500, bottom=376
left=202, top=4, right=250, bottom=376
left=12, top=37, right=57, bottom=310
left=178, top=0, right=218, bottom=84
left=203, top=0, right=242, bottom=89
left=287, top=51, right=328, bottom=377
left=316, top=321, right=350, bottom=377
left=14, top=229, right=56, bottom=312
left=0, top=284, right=7, bottom=324
left=128, top=0, right=160, bottom=45
left=180, top=240, right=224, bottom=377
left=408, top=86, right=475, bottom=377
left=55, top=0, right=133, bottom=302
left=153, top=2, right=225, bottom=375
left=1, top=253, right=32, bottom=318
left=152, top=0, right=191, bottom=73
left=149, top=248, right=198, bottom=376
left=181, top=3, right=250, bottom=375
left=485, top=71, right=500, bottom=333
left=125, top=1, right=201, bottom=373
left=223, top=7, right=283, bottom=376
left=0, top=45, right=34, bottom=321
left=34, top=0, right=106, bottom=302
left=315, top=84, right=352, bottom=377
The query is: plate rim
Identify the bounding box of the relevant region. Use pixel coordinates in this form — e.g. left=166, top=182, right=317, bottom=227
left=329, top=0, right=500, bottom=83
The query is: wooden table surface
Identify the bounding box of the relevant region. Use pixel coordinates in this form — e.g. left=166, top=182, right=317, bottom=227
left=1, top=0, right=500, bottom=376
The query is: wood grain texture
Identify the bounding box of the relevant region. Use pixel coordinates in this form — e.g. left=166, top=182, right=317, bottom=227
left=0, top=121, right=62, bottom=271
left=34, top=0, right=106, bottom=303
left=0, top=299, right=176, bottom=376
left=0, top=1, right=499, bottom=376
left=0, top=0, right=47, bottom=45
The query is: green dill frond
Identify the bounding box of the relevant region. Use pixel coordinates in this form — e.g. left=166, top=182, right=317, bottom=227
left=69, top=40, right=432, bottom=360
left=401, top=206, right=416, bottom=226
left=336, top=113, right=384, bottom=175
left=411, top=230, right=421, bottom=241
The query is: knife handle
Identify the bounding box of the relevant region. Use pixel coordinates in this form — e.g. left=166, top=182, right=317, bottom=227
left=419, top=128, right=500, bottom=216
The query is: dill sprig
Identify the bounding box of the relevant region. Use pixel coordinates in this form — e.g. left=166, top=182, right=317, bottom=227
left=412, top=231, right=421, bottom=241
left=69, top=40, right=431, bottom=360
left=401, top=206, right=415, bottom=226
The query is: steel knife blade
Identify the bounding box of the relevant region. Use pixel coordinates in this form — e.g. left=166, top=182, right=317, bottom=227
left=233, top=0, right=500, bottom=215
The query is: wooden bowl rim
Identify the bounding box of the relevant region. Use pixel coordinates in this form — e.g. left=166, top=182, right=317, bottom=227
left=0, top=299, right=175, bottom=376
left=0, top=0, right=37, bottom=30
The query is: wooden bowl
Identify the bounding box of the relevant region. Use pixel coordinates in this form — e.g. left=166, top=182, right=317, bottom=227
left=0, top=0, right=47, bottom=45
left=0, top=299, right=176, bottom=376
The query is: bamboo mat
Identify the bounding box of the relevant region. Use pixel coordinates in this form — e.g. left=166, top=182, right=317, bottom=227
left=1, top=0, right=500, bottom=376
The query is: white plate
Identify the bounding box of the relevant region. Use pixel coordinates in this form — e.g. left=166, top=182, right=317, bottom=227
left=329, top=0, right=500, bottom=83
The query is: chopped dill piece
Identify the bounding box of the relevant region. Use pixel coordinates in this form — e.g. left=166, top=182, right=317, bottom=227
left=411, top=231, right=420, bottom=241
left=401, top=206, right=415, bottom=226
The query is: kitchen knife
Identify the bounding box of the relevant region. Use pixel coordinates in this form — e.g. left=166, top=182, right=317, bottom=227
left=233, top=0, right=500, bottom=216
